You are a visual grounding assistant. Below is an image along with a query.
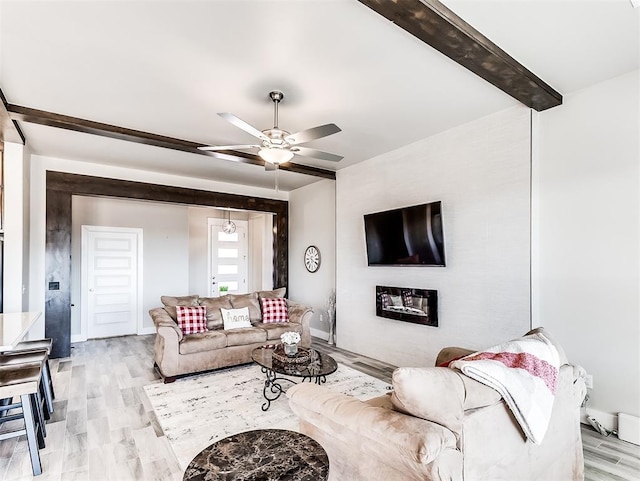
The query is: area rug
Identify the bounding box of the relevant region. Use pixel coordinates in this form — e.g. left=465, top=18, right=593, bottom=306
left=143, top=363, right=391, bottom=469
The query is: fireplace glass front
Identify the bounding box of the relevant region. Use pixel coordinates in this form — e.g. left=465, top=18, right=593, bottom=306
left=376, top=285, right=438, bottom=327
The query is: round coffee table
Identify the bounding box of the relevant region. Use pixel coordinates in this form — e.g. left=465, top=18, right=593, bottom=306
left=183, top=429, right=329, bottom=481
left=251, top=346, right=338, bottom=411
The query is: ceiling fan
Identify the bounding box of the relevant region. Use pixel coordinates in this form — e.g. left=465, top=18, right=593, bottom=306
left=198, top=91, right=343, bottom=167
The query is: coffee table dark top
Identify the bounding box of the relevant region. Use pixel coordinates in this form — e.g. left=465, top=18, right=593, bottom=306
left=251, top=346, right=338, bottom=379
left=183, top=429, right=329, bottom=481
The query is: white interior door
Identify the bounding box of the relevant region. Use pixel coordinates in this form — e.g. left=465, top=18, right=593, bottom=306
left=82, top=226, right=142, bottom=339
left=209, top=219, right=248, bottom=296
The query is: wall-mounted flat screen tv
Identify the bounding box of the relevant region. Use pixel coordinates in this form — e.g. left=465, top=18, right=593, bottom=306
left=364, top=201, right=445, bottom=266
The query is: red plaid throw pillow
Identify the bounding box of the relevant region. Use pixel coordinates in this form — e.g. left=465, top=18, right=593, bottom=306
left=260, top=297, right=289, bottom=323
left=176, top=306, right=208, bottom=334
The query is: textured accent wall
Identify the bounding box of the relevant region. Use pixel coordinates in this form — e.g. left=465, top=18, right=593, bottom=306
left=336, top=106, right=531, bottom=367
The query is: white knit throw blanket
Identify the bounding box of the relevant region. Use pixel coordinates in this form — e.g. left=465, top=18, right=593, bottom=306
left=449, top=332, right=560, bottom=445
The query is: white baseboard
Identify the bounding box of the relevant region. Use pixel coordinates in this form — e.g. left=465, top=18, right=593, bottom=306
left=618, top=413, right=640, bottom=445
left=580, top=409, right=640, bottom=445
left=581, top=407, right=617, bottom=432
left=311, top=328, right=329, bottom=341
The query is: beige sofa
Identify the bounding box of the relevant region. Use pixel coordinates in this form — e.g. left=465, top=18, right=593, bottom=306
left=287, top=329, right=586, bottom=481
left=150, top=290, right=312, bottom=382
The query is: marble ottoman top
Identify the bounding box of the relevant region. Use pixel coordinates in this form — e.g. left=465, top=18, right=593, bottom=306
left=183, top=428, right=329, bottom=481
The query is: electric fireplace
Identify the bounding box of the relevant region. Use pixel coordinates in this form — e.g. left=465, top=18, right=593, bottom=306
left=376, top=285, right=438, bottom=327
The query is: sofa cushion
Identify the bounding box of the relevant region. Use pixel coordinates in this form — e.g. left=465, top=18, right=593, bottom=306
left=258, top=287, right=287, bottom=299
left=199, top=295, right=233, bottom=330
left=221, top=307, right=252, bottom=330
left=391, top=367, right=466, bottom=436
left=161, top=295, right=199, bottom=307
left=176, top=306, right=208, bottom=335
left=225, top=327, right=267, bottom=346
left=254, top=322, right=302, bottom=341
left=228, top=292, right=262, bottom=322
left=260, top=297, right=289, bottom=323
left=161, top=295, right=200, bottom=321
left=179, top=330, right=228, bottom=354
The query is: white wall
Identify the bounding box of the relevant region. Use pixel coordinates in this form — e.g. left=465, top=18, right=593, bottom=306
left=534, top=69, right=639, bottom=423
left=28, top=154, right=288, bottom=337
left=336, top=106, right=532, bottom=367
left=71, top=196, right=190, bottom=336
left=289, top=179, right=336, bottom=337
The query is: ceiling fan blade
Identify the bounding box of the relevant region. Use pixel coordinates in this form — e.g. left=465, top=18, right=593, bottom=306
left=285, top=123, right=341, bottom=145
left=218, top=112, right=270, bottom=141
left=291, top=146, right=343, bottom=162
left=198, top=145, right=259, bottom=151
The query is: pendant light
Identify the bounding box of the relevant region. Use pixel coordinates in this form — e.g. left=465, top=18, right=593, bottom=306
left=222, top=209, right=236, bottom=234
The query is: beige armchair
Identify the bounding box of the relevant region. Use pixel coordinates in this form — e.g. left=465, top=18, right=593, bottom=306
left=287, top=332, right=586, bottom=481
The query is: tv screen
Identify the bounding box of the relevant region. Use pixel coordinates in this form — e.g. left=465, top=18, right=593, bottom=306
left=364, top=201, right=445, bottom=266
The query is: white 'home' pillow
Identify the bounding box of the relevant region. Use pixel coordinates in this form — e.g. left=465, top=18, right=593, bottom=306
left=221, top=307, right=252, bottom=330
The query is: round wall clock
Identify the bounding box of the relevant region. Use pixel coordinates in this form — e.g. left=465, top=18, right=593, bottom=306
left=304, top=245, right=321, bottom=273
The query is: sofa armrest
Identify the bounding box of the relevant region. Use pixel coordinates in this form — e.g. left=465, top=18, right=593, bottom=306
left=287, top=383, right=457, bottom=466
left=286, top=300, right=313, bottom=347
left=149, top=307, right=183, bottom=342
left=435, top=347, right=474, bottom=367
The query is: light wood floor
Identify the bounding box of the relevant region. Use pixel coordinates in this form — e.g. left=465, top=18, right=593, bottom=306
left=0, top=334, right=637, bottom=480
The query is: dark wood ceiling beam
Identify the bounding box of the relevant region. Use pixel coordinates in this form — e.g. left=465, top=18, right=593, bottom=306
left=7, top=104, right=336, bottom=180
left=357, top=0, right=562, bottom=111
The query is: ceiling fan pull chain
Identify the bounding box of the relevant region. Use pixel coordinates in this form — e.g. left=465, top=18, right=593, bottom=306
left=275, top=164, right=280, bottom=192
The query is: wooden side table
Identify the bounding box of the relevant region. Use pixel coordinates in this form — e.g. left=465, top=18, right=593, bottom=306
left=183, top=429, right=329, bottom=481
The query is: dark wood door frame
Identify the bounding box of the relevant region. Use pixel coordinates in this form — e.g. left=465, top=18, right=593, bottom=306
left=45, top=171, right=289, bottom=358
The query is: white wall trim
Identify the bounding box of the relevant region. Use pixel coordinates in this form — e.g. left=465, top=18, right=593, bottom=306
left=138, top=326, right=157, bottom=336
left=310, top=327, right=329, bottom=341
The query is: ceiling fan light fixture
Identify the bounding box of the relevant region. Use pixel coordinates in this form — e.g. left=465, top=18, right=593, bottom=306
left=258, top=147, right=294, bottom=164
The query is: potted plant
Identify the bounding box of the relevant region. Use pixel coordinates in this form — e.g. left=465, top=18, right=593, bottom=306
left=219, top=285, right=229, bottom=295
left=280, top=331, right=301, bottom=357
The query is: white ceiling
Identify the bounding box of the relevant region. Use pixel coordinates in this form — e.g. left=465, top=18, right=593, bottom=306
left=1, top=0, right=638, bottom=191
